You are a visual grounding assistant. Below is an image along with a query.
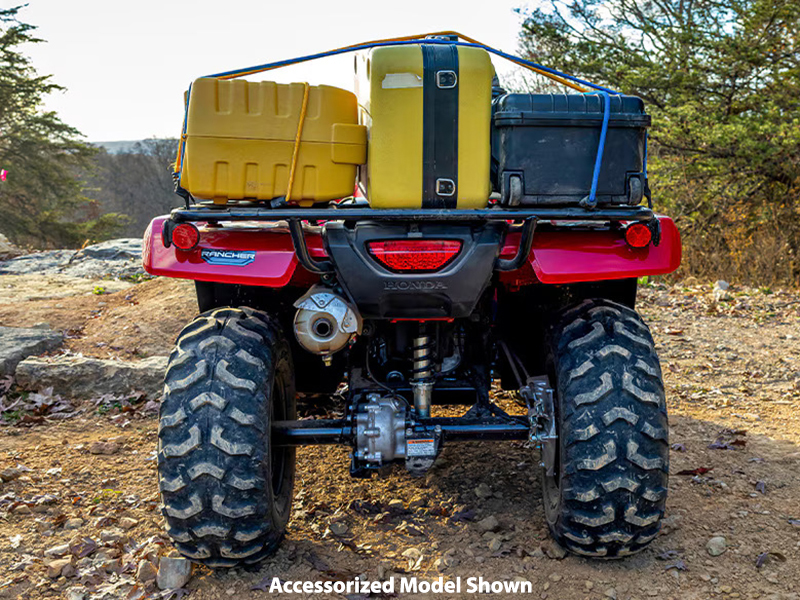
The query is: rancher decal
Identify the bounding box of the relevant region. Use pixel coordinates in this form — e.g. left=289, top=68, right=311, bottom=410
left=200, top=249, right=256, bottom=267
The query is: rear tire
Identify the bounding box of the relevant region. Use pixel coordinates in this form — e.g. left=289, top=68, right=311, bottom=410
left=158, top=307, right=296, bottom=567
left=543, top=299, right=668, bottom=558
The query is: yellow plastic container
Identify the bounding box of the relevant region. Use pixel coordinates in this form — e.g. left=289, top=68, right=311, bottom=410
left=180, top=78, right=367, bottom=205
left=356, top=44, right=493, bottom=209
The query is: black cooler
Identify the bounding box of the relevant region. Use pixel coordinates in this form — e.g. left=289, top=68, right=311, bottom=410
left=492, top=93, right=650, bottom=206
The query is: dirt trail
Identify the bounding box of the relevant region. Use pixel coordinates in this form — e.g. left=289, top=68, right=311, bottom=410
left=0, top=277, right=196, bottom=359
left=1, top=278, right=799, bottom=599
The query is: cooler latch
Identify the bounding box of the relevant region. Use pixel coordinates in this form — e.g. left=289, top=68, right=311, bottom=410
left=436, top=70, right=458, bottom=89
left=436, top=178, right=456, bottom=196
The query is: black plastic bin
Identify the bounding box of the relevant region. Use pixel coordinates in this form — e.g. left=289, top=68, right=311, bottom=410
left=492, top=93, right=650, bottom=206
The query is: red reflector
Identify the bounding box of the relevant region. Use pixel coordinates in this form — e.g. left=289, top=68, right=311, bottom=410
left=172, top=223, right=200, bottom=251
left=625, top=223, right=652, bottom=248
left=367, top=239, right=462, bottom=272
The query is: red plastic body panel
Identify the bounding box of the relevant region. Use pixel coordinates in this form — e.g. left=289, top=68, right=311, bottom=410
left=142, top=217, right=324, bottom=287
left=142, top=215, right=680, bottom=288
left=498, top=215, right=680, bottom=286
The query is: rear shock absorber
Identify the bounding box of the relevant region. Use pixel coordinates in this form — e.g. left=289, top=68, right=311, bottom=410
left=410, top=325, right=434, bottom=418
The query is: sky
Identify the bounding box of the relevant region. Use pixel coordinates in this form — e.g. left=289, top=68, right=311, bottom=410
left=15, top=0, right=537, bottom=142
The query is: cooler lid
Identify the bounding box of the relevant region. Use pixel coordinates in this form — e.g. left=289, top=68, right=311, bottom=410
left=493, top=93, right=651, bottom=128
left=186, top=79, right=364, bottom=144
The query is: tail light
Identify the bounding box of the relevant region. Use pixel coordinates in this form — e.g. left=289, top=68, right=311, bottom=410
left=367, top=239, right=462, bottom=272
left=171, top=223, right=200, bottom=251
left=625, top=223, right=652, bottom=248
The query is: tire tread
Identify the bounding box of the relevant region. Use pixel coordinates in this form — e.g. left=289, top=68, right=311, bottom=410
left=158, top=306, right=295, bottom=567
left=546, top=299, right=668, bottom=558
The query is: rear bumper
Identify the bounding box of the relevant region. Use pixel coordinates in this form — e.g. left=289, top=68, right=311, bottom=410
left=142, top=207, right=680, bottom=288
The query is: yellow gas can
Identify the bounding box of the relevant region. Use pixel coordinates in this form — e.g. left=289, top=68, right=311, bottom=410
left=356, top=43, right=493, bottom=209
left=180, top=79, right=367, bottom=205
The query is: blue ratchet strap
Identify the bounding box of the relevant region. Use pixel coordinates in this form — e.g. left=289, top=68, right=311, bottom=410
left=643, top=131, right=652, bottom=208
left=208, top=39, right=619, bottom=95
left=643, top=131, right=648, bottom=178
left=581, top=91, right=612, bottom=209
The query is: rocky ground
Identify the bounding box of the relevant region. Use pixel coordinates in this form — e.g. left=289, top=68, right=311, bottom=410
left=0, top=248, right=799, bottom=599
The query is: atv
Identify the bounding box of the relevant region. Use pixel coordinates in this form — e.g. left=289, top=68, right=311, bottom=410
left=143, top=32, right=680, bottom=566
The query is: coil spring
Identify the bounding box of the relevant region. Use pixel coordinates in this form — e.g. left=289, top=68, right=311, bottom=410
left=411, top=334, right=434, bottom=381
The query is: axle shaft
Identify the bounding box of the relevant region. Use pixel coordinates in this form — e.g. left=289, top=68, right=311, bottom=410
left=272, top=417, right=530, bottom=447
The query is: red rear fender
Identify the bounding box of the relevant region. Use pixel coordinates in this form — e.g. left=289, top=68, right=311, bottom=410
left=142, top=217, right=323, bottom=287
left=499, top=215, right=681, bottom=286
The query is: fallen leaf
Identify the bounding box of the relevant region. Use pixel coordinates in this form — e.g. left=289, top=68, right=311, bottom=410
left=126, top=586, right=146, bottom=600
left=755, top=481, right=767, bottom=494
left=756, top=552, right=787, bottom=568
left=51, top=514, right=68, bottom=528
left=306, top=552, right=331, bottom=572
left=159, top=590, right=191, bottom=600
left=140, top=400, right=160, bottom=414
left=69, top=536, right=97, bottom=558
left=665, top=559, right=688, bottom=571
left=671, top=443, right=687, bottom=452
left=450, top=509, right=476, bottom=522
left=721, top=428, right=748, bottom=436
left=676, top=467, right=713, bottom=476
left=349, top=499, right=382, bottom=515
left=708, top=437, right=746, bottom=450
left=0, top=376, right=13, bottom=394
left=17, top=414, right=45, bottom=425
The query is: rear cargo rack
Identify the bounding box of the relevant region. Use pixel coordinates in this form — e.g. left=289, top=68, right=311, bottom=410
left=167, top=205, right=655, bottom=275
left=170, top=205, right=653, bottom=223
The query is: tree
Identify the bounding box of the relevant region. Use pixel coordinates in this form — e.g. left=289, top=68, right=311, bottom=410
left=0, top=5, right=121, bottom=248
left=518, top=0, right=800, bottom=284
left=84, top=138, right=182, bottom=237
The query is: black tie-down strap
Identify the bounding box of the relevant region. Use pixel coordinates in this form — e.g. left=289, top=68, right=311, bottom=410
left=421, top=44, right=459, bottom=209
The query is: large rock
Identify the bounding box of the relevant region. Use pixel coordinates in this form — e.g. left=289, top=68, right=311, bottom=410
left=65, top=239, right=143, bottom=278
left=713, top=280, right=732, bottom=303
left=15, top=355, right=167, bottom=399
left=706, top=536, right=727, bottom=556
left=157, top=557, right=192, bottom=590
left=0, top=326, right=64, bottom=376
left=0, top=238, right=144, bottom=279
left=476, top=515, right=500, bottom=533
left=0, top=233, right=23, bottom=260
left=0, top=249, right=75, bottom=275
